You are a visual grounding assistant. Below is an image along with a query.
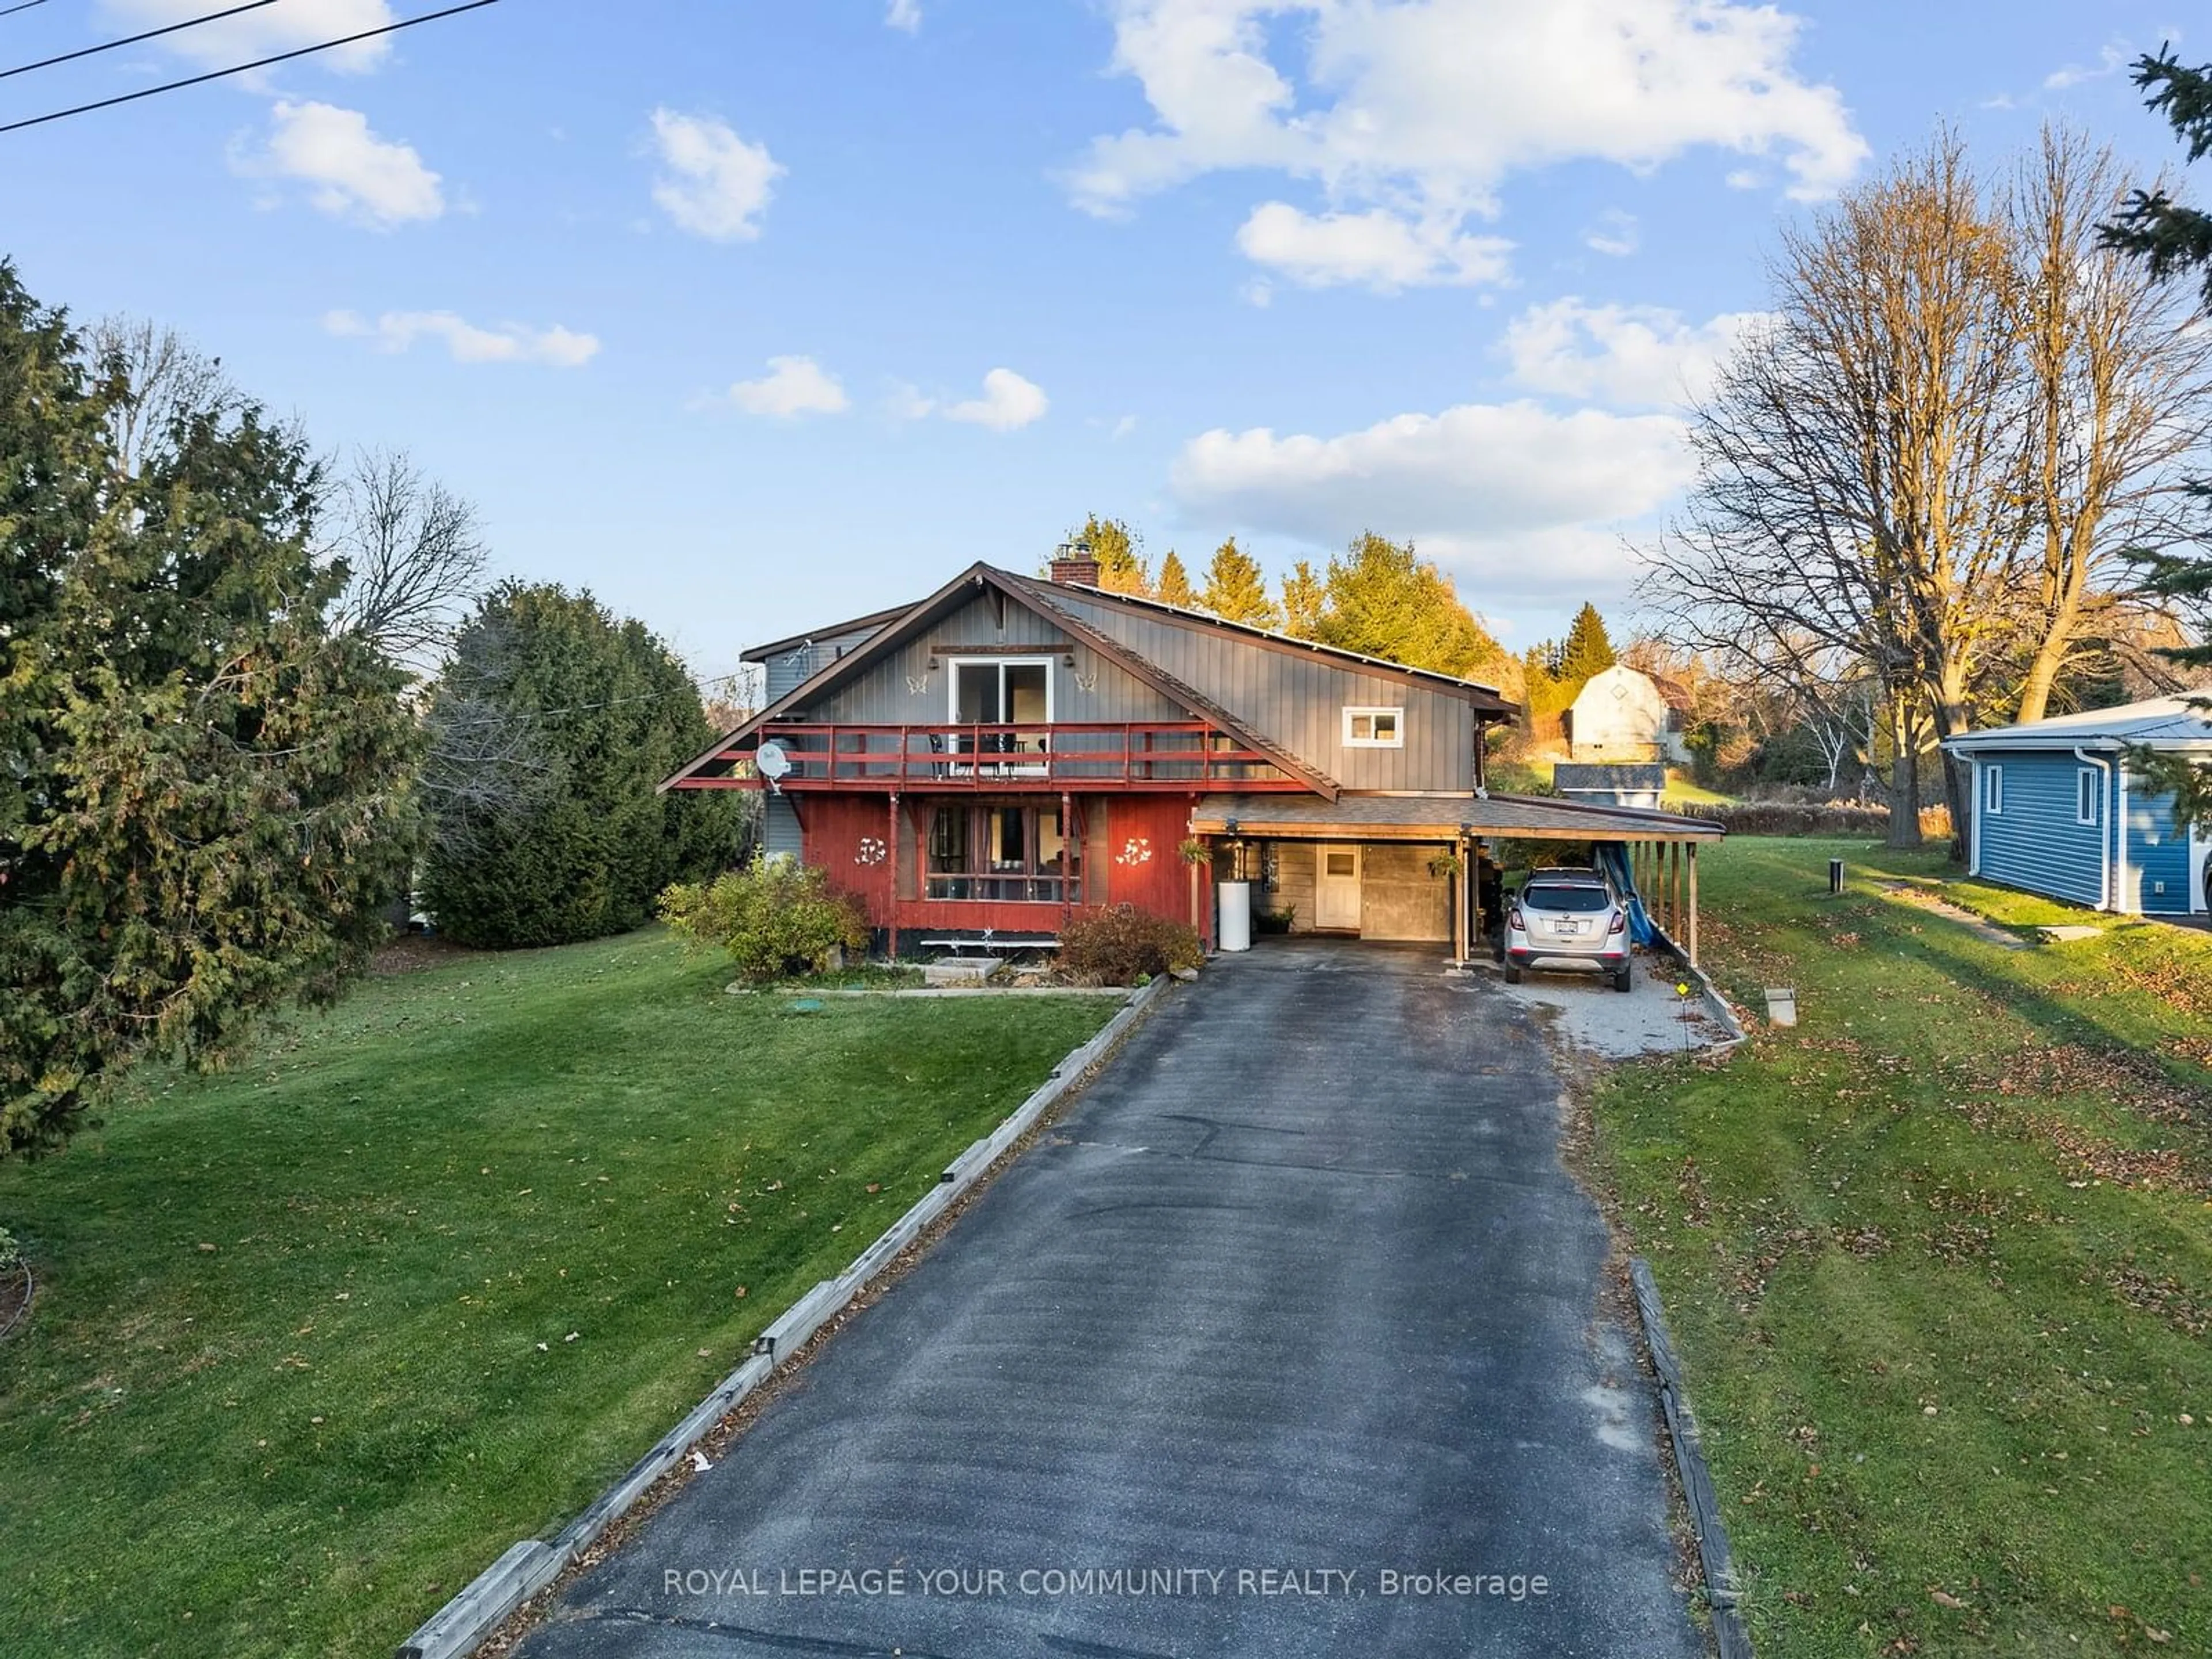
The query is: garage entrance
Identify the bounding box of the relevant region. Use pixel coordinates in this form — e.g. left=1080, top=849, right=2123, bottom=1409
left=1191, top=790, right=1725, bottom=965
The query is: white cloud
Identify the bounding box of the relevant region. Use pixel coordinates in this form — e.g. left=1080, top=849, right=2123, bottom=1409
left=944, top=368, right=1049, bottom=430
left=2044, top=40, right=2131, bottom=90
left=715, top=355, right=850, bottom=418
left=1067, top=0, right=1866, bottom=290
left=1170, top=399, right=1695, bottom=604
left=882, top=380, right=937, bottom=421
left=885, top=0, right=922, bottom=32
left=1584, top=209, right=1638, bottom=258
left=1235, top=202, right=1511, bottom=290
left=233, top=100, right=442, bottom=228
left=1501, top=298, right=1767, bottom=408
left=1172, top=399, right=1691, bottom=541
left=324, top=309, right=599, bottom=367
left=103, top=0, right=396, bottom=72
left=649, top=109, right=782, bottom=241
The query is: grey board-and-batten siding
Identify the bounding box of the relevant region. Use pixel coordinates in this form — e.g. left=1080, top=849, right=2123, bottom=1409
left=1033, top=586, right=1478, bottom=792
left=783, top=592, right=1185, bottom=730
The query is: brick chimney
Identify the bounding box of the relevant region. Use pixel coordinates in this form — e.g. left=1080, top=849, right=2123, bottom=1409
left=1050, top=552, right=1101, bottom=586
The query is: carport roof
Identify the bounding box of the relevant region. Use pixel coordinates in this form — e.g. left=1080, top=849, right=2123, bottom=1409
left=1191, top=791, right=1725, bottom=843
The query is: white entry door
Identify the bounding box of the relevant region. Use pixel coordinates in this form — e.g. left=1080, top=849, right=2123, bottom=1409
left=1315, top=844, right=1362, bottom=930
left=2191, top=823, right=2211, bottom=913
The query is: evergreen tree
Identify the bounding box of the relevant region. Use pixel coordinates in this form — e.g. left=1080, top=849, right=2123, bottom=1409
left=1198, top=536, right=1280, bottom=628
left=1555, top=601, right=1618, bottom=687
left=2103, top=50, right=2212, bottom=311
left=0, top=263, right=420, bottom=1156
left=1310, top=532, right=1509, bottom=681
left=1056, top=514, right=1150, bottom=595
left=1279, top=559, right=1324, bottom=639
left=421, top=584, right=739, bottom=948
left=1154, top=549, right=1196, bottom=607
left=2103, top=50, right=2212, bottom=826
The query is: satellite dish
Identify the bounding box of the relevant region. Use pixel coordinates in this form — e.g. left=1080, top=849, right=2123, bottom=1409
left=755, top=741, right=791, bottom=793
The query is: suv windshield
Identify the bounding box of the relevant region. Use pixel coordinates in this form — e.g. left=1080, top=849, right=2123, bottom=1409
left=1522, top=884, right=1611, bottom=913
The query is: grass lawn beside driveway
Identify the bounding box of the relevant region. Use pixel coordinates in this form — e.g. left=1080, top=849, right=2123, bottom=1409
left=1591, top=837, right=2212, bottom=1657
left=0, top=928, right=1115, bottom=1659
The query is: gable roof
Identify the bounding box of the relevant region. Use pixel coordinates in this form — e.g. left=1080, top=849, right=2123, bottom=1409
left=739, top=602, right=915, bottom=665
left=1942, top=695, right=2212, bottom=754
left=661, top=562, right=1341, bottom=798
left=1553, top=762, right=1668, bottom=791
left=1007, top=572, right=1518, bottom=715
left=1571, top=664, right=1687, bottom=711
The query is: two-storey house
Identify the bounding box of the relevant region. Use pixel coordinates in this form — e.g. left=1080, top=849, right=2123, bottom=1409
left=664, top=554, right=1722, bottom=960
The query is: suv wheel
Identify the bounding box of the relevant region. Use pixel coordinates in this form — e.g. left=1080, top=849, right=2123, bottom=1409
left=1612, top=966, right=1634, bottom=993
left=1503, top=962, right=1522, bottom=985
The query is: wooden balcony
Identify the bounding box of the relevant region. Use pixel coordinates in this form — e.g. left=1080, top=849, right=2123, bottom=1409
left=684, top=721, right=1312, bottom=792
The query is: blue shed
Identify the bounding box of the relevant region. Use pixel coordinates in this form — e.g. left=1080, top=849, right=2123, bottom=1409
left=1943, top=698, right=2212, bottom=917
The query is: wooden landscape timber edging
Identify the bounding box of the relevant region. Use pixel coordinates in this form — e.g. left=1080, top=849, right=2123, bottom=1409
left=1646, top=923, right=1748, bottom=1054
left=394, top=977, right=1173, bottom=1659
left=1631, top=1257, right=1753, bottom=1659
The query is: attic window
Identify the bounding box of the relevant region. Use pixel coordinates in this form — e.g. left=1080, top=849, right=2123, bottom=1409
left=1343, top=707, right=1404, bottom=748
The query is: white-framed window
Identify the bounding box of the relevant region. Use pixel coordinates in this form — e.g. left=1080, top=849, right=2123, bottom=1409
left=2077, top=767, right=2101, bottom=826
left=1343, top=706, right=1404, bottom=748
left=1983, top=764, right=2004, bottom=815
left=946, top=657, right=1052, bottom=725
left=945, top=656, right=1053, bottom=769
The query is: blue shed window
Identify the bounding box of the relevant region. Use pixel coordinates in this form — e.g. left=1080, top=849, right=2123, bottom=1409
left=2076, top=768, right=2101, bottom=825
left=1983, top=765, right=2003, bottom=815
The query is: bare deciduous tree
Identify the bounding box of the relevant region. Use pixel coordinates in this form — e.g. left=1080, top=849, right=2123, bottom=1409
left=2008, top=127, right=2212, bottom=723
left=88, top=316, right=236, bottom=476
left=326, top=448, right=489, bottom=666
left=1645, top=124, right=2212, bottom=849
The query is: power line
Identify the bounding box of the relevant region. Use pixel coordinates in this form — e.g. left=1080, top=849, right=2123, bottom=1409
left=3, top=0, right=287, bottom=81
left=0, top=0, right=57, bottom=19
left=0, top=0, right=500, bottom=135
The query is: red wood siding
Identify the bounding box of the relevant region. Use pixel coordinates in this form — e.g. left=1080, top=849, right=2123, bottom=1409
left=799, top=794, right=904, bottom=930
left=1096, top=794, right=1200, bottom=927
left=800, top=790, right=1202, bottom=937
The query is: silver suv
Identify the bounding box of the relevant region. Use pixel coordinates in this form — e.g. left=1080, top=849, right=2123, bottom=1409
left=1503, top=868, right=1633, bottom=992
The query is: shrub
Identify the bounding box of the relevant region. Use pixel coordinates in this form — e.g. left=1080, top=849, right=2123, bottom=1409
left=658, top=859, right=869, bottom=984
left=0, top=1226, right=18, bottom=1272
left=1058, top=905, right=1203, bottom=984
left=1667, top=800, right=1953, bottom=840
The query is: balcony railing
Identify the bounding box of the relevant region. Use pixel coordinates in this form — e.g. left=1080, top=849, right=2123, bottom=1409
left=923, top=873, right=1081, bottom=903
left=707, top=721, right=1307, bottom=791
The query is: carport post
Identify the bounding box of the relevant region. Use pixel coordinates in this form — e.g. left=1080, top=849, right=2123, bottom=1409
left=1687, top=842, right=1700, bottom=967
left=1671, top=841, right=1682, bottom=939
left=1452, top=834, right=1468, bottom=965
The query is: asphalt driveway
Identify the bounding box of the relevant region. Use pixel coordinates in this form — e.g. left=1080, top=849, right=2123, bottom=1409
left=516, top=940, right=1702, bottom=1659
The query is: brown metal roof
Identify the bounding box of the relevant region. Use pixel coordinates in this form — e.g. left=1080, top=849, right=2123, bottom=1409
left=661, top=563, right=1342, bottom=798
left=1190, top=791, right=1724, bottom=842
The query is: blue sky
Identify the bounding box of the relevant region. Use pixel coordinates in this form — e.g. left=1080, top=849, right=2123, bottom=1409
left=0, top=0, right=2198, bottom=687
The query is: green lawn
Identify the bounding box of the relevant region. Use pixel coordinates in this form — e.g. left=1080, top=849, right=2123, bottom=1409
left=1592, top=838, right=2212, bottom=1657
left=1662, top=769, right=1737, bottom=805
left=0, top=930, right=1114, bottom=1658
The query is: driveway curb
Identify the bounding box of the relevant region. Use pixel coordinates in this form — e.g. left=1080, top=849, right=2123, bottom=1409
left=1650, top=930, right=1747, bottom=1052
left=395, top=978, right=1172, bottom=1659
left=1631, top=1257, right=1753, bottom=1659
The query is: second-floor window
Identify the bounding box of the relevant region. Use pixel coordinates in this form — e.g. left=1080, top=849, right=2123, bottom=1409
left=1343, top=706, right=1404, bottom=748
left=949, top=658, right=1051, bottom=725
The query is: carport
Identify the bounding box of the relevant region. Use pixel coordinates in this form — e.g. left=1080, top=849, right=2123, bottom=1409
left=1190, top=791, right=1725, bottom=965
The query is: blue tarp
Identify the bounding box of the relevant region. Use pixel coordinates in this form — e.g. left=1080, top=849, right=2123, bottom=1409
left=1593, top=840, right=1656, bottom=946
